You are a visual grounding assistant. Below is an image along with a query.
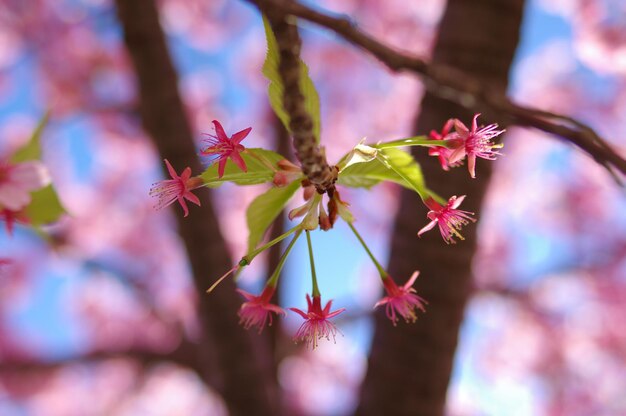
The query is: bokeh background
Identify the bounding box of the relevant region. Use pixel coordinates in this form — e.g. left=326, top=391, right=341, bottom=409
left=1, top=0, right=626, bottom=415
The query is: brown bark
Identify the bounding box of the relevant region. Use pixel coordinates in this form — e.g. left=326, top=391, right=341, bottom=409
left=114, top=1, right=279, bottom=415
left=356, top=1, right=524, bottom=415
left=264, top=7, right=338, bottom=192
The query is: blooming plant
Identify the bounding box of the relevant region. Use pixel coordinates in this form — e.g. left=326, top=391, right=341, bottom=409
left=0, top=115, right=64, bottom=236
left=148, top=19, right=505, bottom=349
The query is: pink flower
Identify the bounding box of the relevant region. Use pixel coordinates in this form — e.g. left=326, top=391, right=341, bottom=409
left=149, top=159, right=202, bottom=217
left=418, top=195, right=476, bottom=244
left=375, top=272, right=427, bottom=325
left=428, top=119, right=464, bottom=171
left=0, top=160, right=50, bottom=211
left=447, top=114, right=505, bottom=178
left=200, top=120, right=251, bottom=178
left=290, top=294, right=345, bottom=349
left=237, top=285, right=286, bottom=333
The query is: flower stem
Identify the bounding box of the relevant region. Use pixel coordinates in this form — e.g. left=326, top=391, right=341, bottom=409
left=373, top=136, right=450, bottom=149
left=347, top=222, right=388, bottom=279
left=267, top=229, right=302, bottom=287
left=243, top=224, right=301, bottom=265
left=208, top=225, right=302, bottom=293
left=305, top=230, right=321, bottom=297
left=206, top=264, right=240, bottom=293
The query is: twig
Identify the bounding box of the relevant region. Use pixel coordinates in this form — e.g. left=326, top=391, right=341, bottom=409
left=261, top=5, right=338, bottom=192
left=247, top=0, right=626, bottom=179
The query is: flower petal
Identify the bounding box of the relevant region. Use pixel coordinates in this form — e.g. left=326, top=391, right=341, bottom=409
left=11, top=161, right=51, bottom=190
left=185, top=191, right=201, bottom=207
left=403, top=271, right=420, bottom=290
left=178, top=197, right=190, bottom=217
left=453, top=119, right=469, bottom=136
left=289, top=307, right=309, bottom=319
left=236, top=289, right=257, bottom=301
left=179, top=167, right=192, bottom=182
left=450, top=195, right=466, bottom=209
left=417, top=220, right=437, bottom=237
left=217, top=158, right=227, bottom=179
left=468, top=154, right=477, bottom=179
left=0, top=184, right=32, bottom=211
left=231, top=127, right=252, bottom=144
left=212, top=120, right=228, bottom=142
left=448, top=146, right=466, bottom=164
left=230, top=151, right=248, bottom=173
left=471, top=113, right=481, bottom=132
left=164, top=159, right=178, bottom=179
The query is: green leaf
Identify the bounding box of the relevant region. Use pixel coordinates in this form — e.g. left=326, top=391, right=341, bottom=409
left=9, top=113, right=66, bottom=227
left=11, top=113, right=49, bottom=163
left=200, top=148, right=285, bottom=187
left=337, top=148, right=426, bottom=197
left=372, top=135, right=442, bottom=149
left=336, top=141, right=378, bottom=170
left=262, top=16, right=321, bottom=143
left=246, top=180, right=301, bottom=253
left=24, top=185, right=66, bottom=226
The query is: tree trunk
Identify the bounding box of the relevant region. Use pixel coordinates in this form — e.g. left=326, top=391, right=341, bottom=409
left=114, top=1, right=279, bottom=415
left=356, top=1, right=524, bottom=415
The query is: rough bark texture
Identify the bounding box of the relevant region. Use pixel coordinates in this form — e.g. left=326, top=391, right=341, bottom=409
left=265, top=9, right=337, bottom=192
left=114, top=1, right=279, bottom=415
left=356, top=1, right=524, bottom=415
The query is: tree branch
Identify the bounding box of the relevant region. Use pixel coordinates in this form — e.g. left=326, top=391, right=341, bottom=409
left=0, top=339, right=204, bottom=374
left=259, top=5, right=338, bottom=192
left=247, top=0, right=626, bottom=179
left=114, top=1, right=279, bottom=415
left=357, top=0, right=524, bottom=414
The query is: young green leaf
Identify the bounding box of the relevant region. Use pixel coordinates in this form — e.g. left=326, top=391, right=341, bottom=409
left=9, top=113, right=67, bottom=226
left=372, top=135, right=448, bottom=150
left=200, top=148, right=284, bottom=187
left=262, top=16, right=321, bottom=143
left=11, top=113, right=49, bottom=163
left=337, top=148, right=427, bottom=198
left=336, top=141, right=378, bottom=170
left=246, top=180, right=301, bottom=253
left=24, top=185, right=66, bottom=226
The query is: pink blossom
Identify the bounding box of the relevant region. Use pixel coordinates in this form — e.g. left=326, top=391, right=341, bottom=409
left=237, top=285, right=286, bottom=333
left=0, top=160, right=50, bottom=211
left=447, top=113, right=505, bottom=178
left=200, top=120, right=251, bottom=178
left=428, top=119, right=464, bottom=171
left=375, top=271, right=427, bottom=325
left=149, top=159, right=202, bottom=217
left=418, top=195, right=476, bottom=244
left=290, top=294, right=345, bottom=349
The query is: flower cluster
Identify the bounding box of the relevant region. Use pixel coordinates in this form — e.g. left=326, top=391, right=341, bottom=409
left=427, top=113, right=505, bottom=179
left=164, top=113, right=503, bottom=349
left=150, top=120, right=251, bottom=217
left=231, top=265, right=427, bottom=348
